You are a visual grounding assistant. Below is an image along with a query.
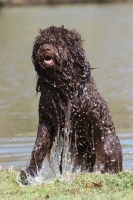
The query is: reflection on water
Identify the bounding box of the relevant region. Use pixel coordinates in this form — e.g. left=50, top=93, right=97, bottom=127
left=0, top=3, right=133, bottom=170
left=0, top=136, right=34, bottom=168
left=0, top=134, right=133, bottom=171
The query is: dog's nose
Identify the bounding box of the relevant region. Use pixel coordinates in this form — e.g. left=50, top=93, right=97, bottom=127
left=41, top=44, right=53, bottom=53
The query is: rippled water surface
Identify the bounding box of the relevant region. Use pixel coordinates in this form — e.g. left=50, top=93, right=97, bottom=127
left=0, top=3, right=133, bottom=171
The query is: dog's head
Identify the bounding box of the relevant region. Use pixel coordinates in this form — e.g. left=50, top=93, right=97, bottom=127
left=32, top=26, right=90, bottom=89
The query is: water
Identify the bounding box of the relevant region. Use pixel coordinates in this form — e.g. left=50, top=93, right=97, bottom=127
left=0, top=3, right=133, bottom=172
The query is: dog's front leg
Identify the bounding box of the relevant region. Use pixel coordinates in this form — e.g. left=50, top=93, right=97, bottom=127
left=20, top=123, right=52, bottom=180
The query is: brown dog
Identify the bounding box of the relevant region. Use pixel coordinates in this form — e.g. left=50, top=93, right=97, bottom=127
left=21, top=26, right=122, bottom=181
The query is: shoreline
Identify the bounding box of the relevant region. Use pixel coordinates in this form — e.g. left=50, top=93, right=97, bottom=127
left=0, top=0, right=133, bottom=7
left=0, top=169, right=133, bottom=200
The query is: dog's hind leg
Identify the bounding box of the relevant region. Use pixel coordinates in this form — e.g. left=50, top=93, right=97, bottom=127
left=96, top=134, right=122, bottom=173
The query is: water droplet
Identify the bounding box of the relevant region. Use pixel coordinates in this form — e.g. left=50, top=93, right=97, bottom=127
left=111, top=159, right=115, bottom=162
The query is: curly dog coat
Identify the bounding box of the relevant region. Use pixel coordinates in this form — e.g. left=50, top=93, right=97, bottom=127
left=21, top=26, right=122, bottom=179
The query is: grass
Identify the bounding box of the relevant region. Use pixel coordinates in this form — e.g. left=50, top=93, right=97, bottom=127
left=0, top=168, right=133, bottom=200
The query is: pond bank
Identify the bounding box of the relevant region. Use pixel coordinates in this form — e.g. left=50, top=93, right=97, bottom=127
left=0, top=0, right=133, bottom=7
left=0, top=169, right=133, bottom=200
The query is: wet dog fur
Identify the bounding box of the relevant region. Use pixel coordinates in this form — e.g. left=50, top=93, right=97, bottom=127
left=21, top=26, right=122, bottom=181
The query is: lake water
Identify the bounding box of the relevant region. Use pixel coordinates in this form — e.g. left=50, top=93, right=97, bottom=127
left=0, top=3, right=133, bottom=171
